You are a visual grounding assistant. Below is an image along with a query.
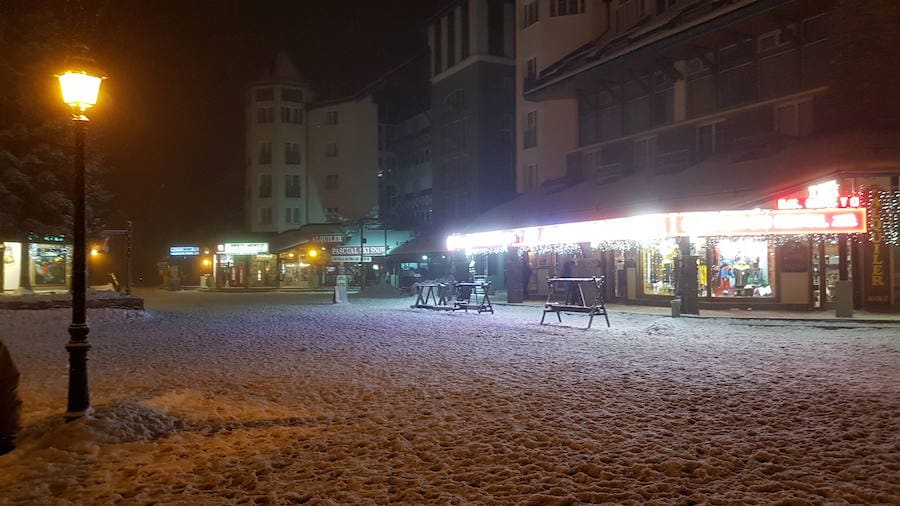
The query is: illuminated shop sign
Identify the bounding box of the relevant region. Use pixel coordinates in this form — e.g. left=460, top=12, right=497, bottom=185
left=776, top=180, right=861, bottom=210
left=217, top=243, right=269, bottom=255
left=332, top=245, right=386, bottom=257
left=169, top=246, right=200, bottom=256
left=446, top=208, right=868, bottom=252
left=313, top=234, right=345, bottom=243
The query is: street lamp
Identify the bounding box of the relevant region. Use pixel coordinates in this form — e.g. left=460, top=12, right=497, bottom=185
left=58, top=51, right=105, bottom=421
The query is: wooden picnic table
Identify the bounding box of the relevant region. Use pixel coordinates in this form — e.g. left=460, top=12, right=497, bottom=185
left=540, top=276, right=610, bottom=329
left=452, top=281, right=494, bottom=314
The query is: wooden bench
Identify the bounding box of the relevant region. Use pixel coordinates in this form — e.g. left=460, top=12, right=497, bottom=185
left=540, top=276, right=610, bottom=329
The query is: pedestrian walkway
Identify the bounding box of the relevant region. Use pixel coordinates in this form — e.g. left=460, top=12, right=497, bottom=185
left=490, top=291, right=900, bottom=324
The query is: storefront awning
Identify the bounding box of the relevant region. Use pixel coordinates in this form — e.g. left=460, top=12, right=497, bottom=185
left=268, top=224, right=346, bottom=252
left=450, top=131, right=900, bottom=241
left=387, top=232, right=451, bottom=257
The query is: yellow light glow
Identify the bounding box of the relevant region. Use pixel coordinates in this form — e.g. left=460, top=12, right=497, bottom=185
left=288, top=253, right=295, bottom=258
left=202, top=259, right=211, bottom=267
left=58, top=71, right=103, bottom=110
left=308, top=249, right=318, bottom=258
left=90, top=248, right=100, bottom=256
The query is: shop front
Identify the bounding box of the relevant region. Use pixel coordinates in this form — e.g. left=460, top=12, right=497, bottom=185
left=447, top=205, right=883, bottom=310
left=213, top=242, right=276, bottom=288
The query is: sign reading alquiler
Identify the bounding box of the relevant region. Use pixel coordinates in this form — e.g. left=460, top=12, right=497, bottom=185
left=447, top=208, right=868, bottom=252
left=217, top=242, right=269, bottom=255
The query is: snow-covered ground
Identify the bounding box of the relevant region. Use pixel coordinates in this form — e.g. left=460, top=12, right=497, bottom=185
left=1, top=290, right=898, bottom=505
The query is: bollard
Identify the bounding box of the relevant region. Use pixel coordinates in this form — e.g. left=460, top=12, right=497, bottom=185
left=670, top=298, right=682, bottom=318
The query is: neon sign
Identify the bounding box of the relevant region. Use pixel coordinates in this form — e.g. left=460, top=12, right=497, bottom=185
left=446, top=208, right=868, bottom=252
left=776, top=180, right=861, bottom=210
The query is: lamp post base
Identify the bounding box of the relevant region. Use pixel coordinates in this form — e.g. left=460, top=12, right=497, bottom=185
left=65, top=329, right=91, bottom=422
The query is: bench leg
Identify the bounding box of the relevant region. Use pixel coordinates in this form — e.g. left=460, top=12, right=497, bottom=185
left=604, top=311, right=610, bottom=327
left=556, top=311, right=562, bottom=322
left=587, top=313, right=594, bottom=329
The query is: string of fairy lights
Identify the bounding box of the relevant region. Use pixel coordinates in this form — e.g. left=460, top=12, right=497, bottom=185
left=459, top=192, right=899, bottom=257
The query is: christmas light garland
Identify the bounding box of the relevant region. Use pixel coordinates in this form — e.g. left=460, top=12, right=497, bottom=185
left=868, top=189, right=900, bottom=246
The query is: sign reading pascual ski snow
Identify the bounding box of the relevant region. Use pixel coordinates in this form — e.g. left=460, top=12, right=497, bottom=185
left=332, top=245, right=386, bottom=256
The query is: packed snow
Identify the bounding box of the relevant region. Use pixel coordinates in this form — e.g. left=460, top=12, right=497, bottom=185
left=1, top=290, right=898, bottom=505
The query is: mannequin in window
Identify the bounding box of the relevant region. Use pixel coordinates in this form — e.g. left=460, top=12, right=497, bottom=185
left=716, top=261, right=735, bottom=296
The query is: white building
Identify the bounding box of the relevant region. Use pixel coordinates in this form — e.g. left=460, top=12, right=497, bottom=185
left=245, top=53, right=379, bottom=234
left=516, top=0, right=607, bottom=193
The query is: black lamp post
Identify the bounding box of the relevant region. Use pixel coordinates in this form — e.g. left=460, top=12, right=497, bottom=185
left=57, top=54, right=105, bottom=421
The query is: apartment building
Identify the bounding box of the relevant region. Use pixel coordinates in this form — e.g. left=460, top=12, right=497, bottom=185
left=427, top=0, right=518, bottom=227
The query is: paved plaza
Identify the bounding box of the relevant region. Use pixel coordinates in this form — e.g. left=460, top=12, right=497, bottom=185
left=1, top=290, right=897, bottom=504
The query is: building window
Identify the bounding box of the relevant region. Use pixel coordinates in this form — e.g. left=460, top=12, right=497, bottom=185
left=254, top=88, right=274, bottom=101
left=326, top=207, right=340, bottom=222
left=285, top=207, right=301, bottom=224
left=757, top=27, right=795, bottom=53
left=775, top=100, right=813, bottom=137
left=281, top=88, right=304, bottom=103
left=285, top=175, right=301, bottom=197
left=281, top=107, right=303, bottom=124
left=525, top=164, right=538, bottom=191
left=285, top=142, right=301, bottom=164
left=525, top=57, right=537, bottom=89
left=443, top=120, right=467, bottom=151
left=258, top=142, right=272, bottom=164
left=447, top=9, right=456, bottom=67
left=655, top=0, right=676, bottom=14
left=259, top=207, right=272, bottom=225
left=522, top=1, right=539, bottom=28
left=696, top=122, right=720, bottom=160
left=614, top=0, right=643, bottom=33
left=500, top=114, right=513, bottom=145
left=634, top=136, right=656, bottom=169
left=445, top=89, right=466, bottom=114
left=325, top=143, right=338, bottom=157
left=258, top=174, right=272, bottom=198
left=461, top=0, right=470, bottom=58
left=256, top=107, right=274, bottom=123
left=550, top=0, right=585, bottom=17
left=524, top=110, right=537, bottom=149
left=325, top=174, right=339, bottom=190
left=325, top=110, right=339, bottom=125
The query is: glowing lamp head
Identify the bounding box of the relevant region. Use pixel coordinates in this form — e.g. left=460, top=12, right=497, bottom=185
left=90, top=248, right=100, bottom=256
left=202, top=258, right=211, bottom=267
left=307, top=249, right=318, bottom=258
left=58, top=70, right=104, bottom=111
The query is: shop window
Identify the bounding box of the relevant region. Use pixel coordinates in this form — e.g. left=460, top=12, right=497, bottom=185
left=29, top=243, right=68, bottom=286
left=708, top=238, right=775, bottom=297
left=642, top=240, right=679, bottom=296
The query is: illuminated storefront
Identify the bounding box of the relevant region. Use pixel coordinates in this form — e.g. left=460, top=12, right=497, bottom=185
left=213, top=242, right=276, bottom=288
left=448, top=202, right=871, bottom=308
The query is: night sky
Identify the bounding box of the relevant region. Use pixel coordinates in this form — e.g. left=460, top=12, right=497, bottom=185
left=18, top=0, right=446, bottom=279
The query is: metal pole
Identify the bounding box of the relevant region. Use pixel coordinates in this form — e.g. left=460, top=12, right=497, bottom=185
left=125, top=220, right=133, bottom=295
left=359, top=220, right=365, bottom=289
left=66, top=116, right=91, bottom=421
